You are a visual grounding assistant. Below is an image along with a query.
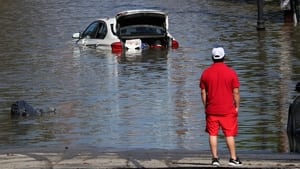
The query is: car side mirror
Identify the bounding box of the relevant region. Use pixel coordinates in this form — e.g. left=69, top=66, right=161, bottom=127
left=72, top=32, right=81, bottom=39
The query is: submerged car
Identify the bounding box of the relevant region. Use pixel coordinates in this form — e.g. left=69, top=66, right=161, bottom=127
left=72, top=9, right=179, bottom=54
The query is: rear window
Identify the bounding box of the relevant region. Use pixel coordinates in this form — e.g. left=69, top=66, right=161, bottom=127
left=119, top=25, right=165, bottom=36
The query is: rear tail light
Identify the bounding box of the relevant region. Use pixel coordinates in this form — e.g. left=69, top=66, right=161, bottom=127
left=111, top=42, right=123, bottom=54
left=171, top=39, right=179, bottom=49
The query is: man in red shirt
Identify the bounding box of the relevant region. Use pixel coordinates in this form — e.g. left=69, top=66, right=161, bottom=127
left=199, top=47, right=242, bottom=167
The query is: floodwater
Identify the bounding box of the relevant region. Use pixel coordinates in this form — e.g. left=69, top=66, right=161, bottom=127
left=0, top=0, right=299, bottom=153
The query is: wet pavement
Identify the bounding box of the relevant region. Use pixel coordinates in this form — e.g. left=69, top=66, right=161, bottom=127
left=0, top=0, right=299, bottom=153
left=0, top=148, right=299, bottom=169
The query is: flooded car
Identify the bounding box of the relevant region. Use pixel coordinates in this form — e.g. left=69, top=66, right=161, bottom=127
left=72, top=9, right=179, bottom=54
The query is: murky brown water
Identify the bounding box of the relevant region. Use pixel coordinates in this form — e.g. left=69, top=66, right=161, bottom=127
left=0, top=0, right=299, bottom=153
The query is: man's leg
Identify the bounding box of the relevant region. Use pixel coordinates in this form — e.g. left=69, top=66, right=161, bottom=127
left=209, top=135, right=218, bottom=158
left=226, top=136, right=236, bottom=160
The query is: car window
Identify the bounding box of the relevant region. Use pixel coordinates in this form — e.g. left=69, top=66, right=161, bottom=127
left=119, top=25, right=165, bottom=36
left=96, top=22, right=107, bottom=39
left=81, top=21, right=107, bottom=39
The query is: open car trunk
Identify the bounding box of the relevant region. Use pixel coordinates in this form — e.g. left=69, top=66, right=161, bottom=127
left=116, top=10, right=170, bottom=48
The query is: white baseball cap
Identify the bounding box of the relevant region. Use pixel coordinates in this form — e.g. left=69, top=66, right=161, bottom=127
left=212, top=47, right=225, bottom=60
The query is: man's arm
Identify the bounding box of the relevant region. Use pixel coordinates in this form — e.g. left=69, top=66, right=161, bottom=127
left=201, top=88, right=207, bottom=108
left=233, top=88, right=240, bottom=112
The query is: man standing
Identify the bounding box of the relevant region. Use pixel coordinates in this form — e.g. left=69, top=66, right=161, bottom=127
left=199, top=47, right=242, bottom=167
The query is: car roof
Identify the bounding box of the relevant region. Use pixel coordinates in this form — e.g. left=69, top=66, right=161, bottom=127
left=96, top=17, right=116, bottom=24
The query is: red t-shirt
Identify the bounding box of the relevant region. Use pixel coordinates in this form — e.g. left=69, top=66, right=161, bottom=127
left=200, top=62, right=240, bottom=115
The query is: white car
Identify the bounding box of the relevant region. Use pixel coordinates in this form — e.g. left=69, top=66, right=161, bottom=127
left=72, top=9, right=179, bottom=54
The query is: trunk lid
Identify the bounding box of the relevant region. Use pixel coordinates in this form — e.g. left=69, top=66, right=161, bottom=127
left=116, top=9, right=168, bottom=40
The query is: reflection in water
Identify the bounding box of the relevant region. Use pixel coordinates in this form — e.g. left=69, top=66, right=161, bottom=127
left=117, top=49, right=169, bottom=63
left=277, top=23, right=294, bottom=152
left=0, top=0, right=300, bottom=152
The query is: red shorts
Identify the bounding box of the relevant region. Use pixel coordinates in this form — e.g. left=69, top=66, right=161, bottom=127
left=206, top=114, right=238, bottom=137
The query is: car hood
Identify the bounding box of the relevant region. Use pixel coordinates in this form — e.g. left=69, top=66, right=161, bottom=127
left=116, top=9, right=168, bottom=39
